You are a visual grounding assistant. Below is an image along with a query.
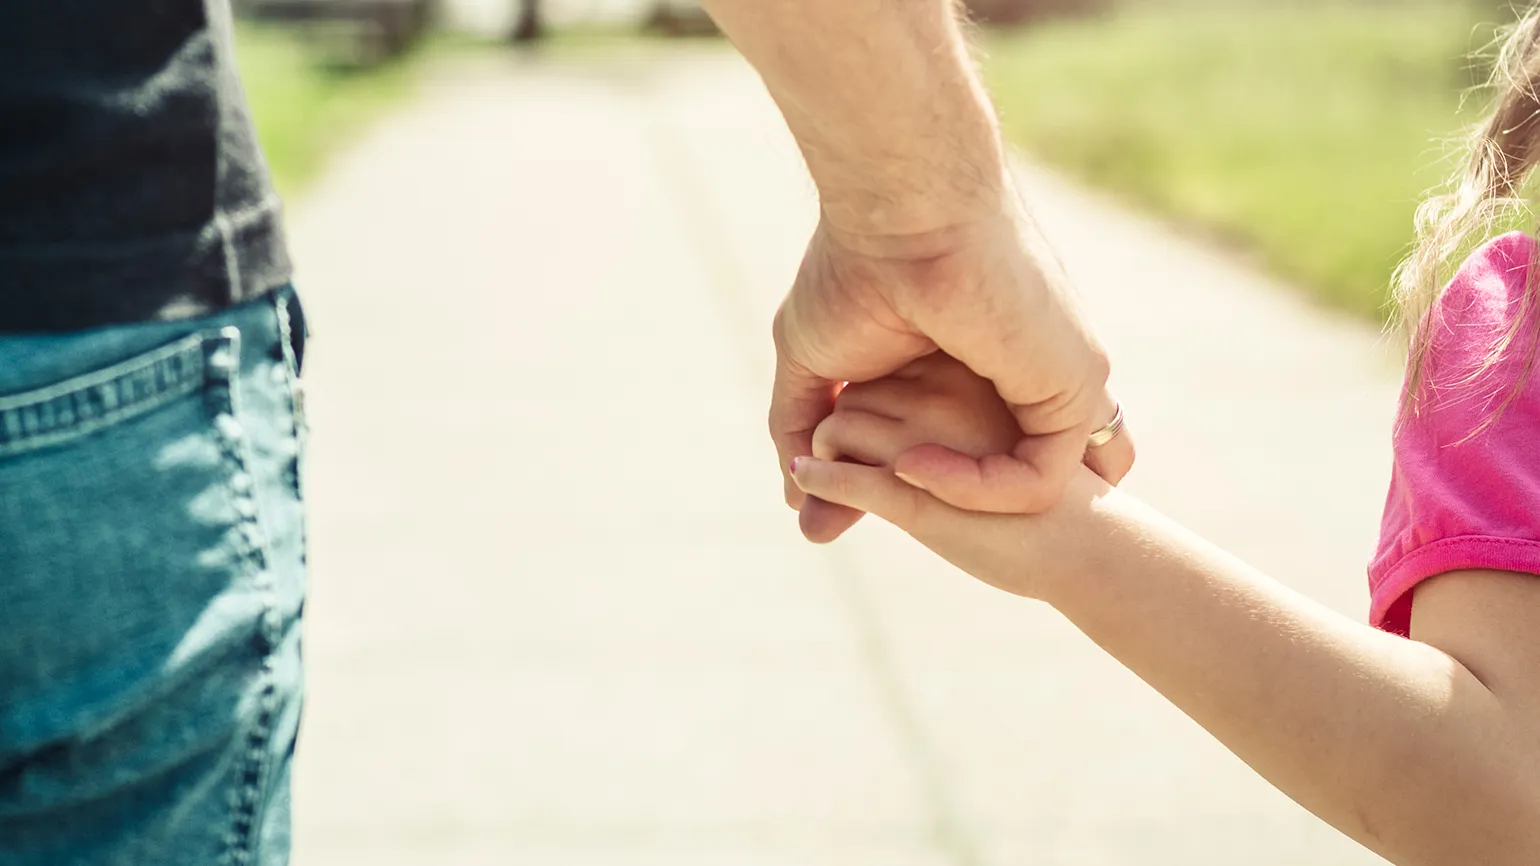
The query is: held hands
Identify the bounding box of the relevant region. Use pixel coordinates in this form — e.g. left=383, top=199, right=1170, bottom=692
left=791, top=352, right=1115, bottom=601
left=770, top=205, right=1133, bottom=543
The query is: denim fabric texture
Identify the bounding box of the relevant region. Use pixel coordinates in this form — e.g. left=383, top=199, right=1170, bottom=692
left=0, top=286, right=308, bottom=866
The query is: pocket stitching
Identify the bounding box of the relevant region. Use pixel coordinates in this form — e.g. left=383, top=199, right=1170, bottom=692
left=0, top=333, right=209, bottom=459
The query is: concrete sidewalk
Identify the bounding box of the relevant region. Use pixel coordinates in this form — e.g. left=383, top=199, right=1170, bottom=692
left=285, top=48, right=1396, bottom=865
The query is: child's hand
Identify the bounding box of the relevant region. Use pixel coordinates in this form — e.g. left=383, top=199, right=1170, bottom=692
left=802, top=352, right=1111, bottom=600
left=813, top=352, right=1022, bottom=469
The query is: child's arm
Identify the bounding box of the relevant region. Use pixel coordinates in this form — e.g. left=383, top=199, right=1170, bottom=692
left=1039, top=488, right=1540, bottom=866
left=795, top=356, right=1540, bottom=866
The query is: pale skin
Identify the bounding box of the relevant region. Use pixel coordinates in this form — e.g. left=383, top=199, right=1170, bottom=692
left=794, top=352, right=1540, bottom=866
left=699, top=0, right=1135, bottom=541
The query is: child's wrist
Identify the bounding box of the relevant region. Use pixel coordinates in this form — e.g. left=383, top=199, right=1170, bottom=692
left=1028, top=472, right=1123, bottom=608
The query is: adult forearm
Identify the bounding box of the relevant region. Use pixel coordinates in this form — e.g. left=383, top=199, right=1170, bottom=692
left=702, top=0, right=1008, bottom=247
left=1043, top=491, right=1540, bottom=865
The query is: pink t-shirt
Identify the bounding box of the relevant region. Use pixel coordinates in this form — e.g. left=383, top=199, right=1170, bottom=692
left=1370, top=231, right=1540, bottom=636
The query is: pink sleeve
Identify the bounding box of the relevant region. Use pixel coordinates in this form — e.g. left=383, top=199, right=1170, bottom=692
left=1369, top=232, right=1540, bottom=636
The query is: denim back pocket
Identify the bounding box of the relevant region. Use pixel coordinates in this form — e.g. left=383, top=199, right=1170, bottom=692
left=0, top=325, right=277, bottom=777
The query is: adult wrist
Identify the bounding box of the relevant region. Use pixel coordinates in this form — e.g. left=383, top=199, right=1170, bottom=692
left=818, top=172, right=1016, bottom=262
left=706, top=0, right=1010, bottom=253
left=808, top=102, right=1014, bottom=258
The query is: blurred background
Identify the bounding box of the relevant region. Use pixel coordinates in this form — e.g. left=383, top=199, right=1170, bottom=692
left=229, top=1, right=1514, bottom=863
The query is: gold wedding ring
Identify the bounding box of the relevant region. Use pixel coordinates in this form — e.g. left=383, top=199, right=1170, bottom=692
left=1086, top=403, right=1125, bottom=449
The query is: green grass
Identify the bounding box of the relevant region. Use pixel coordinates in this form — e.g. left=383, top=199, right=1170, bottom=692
left=983, top=4, right=1502, bottom=318
left=236, top=26, right=425, bottom=198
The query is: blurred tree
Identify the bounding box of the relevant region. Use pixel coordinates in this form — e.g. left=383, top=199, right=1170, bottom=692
left=642, top=1, right=719, bottom=36
left=509, top=0, right=543, bottom=43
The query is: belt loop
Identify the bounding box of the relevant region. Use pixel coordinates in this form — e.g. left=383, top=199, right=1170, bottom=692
left=274, top=285, right=306, bottom=377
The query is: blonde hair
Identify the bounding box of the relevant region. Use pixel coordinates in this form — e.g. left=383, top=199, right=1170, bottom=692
left=1394, top=5, right=1540, bottom=416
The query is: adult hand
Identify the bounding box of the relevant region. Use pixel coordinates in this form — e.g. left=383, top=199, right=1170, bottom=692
left=698, top=0, right=1130, bottom=537
left=771, top=199, right=1134, bottom=543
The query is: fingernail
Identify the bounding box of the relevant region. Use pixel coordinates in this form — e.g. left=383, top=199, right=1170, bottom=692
left=790, top=456, right=805, bottom=475
left=895, top=471, right=927, bottom=491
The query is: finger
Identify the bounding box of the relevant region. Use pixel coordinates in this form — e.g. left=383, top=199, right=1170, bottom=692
left=892, top=424, right=1086, bottom=514
left=829, top=378, right=917, bottom=419
left=799, top=496, right=865, bottom=544
left=812, top=410, right=909, bottom=466
left=769, top=351, right=838, bottom=511
left=803, top=408, right=910, bottom=544
left=1082, top=391, right=1135, bottom=485
left=790, top=457, right=939, bottom=538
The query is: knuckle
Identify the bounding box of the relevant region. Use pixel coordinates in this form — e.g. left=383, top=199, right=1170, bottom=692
left=834, top=469, right=876, bottom=509
left=771, top=301, right=790, bottom=344
left=811, top=417, right=841, bottom=461
left=1086, top=346, right=1112, bottom=387
left=826, top=468, right=858, bottom=502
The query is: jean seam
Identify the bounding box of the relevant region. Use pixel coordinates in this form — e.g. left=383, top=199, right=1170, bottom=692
left=205, top=328, right=282, bottom=866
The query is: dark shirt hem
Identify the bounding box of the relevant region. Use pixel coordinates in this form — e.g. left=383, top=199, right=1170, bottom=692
left=0, top=196, right=292, bottom=334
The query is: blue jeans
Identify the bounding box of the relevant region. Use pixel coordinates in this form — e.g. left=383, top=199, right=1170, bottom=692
left=0, top=288, right=308, bottom=866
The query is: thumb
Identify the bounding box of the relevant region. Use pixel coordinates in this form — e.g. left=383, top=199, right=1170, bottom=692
left=789, top=457, right=939, bottom=539
left=890, top=423, right=1085, bottom=515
